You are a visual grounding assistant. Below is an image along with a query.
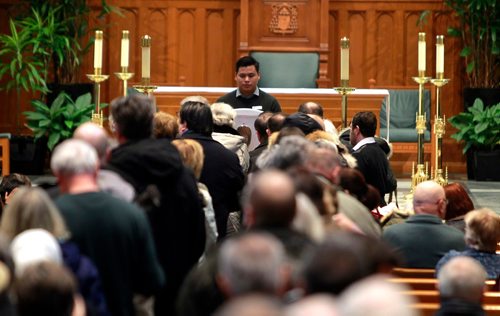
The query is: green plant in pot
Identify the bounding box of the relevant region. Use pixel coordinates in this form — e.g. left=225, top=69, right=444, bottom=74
left=23, top=91, right=107, bottom=151
left=445, top=0, right=499, bottom=89
left=449, top=98, right=500, bottom=180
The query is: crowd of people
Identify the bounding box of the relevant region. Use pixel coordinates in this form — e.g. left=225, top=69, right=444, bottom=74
left=0, top=56, right=498, bottom=316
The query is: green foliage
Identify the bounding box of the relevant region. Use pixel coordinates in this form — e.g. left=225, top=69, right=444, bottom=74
left=0, top=17, right=49, bottom=94
left=23, top=92, right=107, bottom=150
left=444, top=0, right=500, bottom=88
left=448, top=98, right=500, bottom=153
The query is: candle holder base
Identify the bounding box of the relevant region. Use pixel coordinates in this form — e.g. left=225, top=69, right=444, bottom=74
left=91, top=111, right=104, bottom=127
left=432, top=168, right=448, bottom=187
left=411, top=163, right=428, bottom=192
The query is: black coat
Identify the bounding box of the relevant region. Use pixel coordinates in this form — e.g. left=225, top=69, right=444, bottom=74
left=181, top=131, right=245, bottom=238
left=107, top=138, right=206, bottom=315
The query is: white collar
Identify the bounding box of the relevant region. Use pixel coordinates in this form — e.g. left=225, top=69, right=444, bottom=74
left=352, top=137, right=376, bottom=151
left=236, top=87, right=259, bottom=98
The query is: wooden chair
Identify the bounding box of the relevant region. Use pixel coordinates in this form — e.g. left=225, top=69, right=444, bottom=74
left=0, top=133, right=11, bottom=176
left=391, top=267, right=436, bottom=278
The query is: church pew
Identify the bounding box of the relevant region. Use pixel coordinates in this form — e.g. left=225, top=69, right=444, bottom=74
left=411, top=303, right=500, bottom=316
left=402, top=290, right=500, bottom=304
left=391, top=267, right=436, bottom=278
left=389, top=278, right=497, bottom=291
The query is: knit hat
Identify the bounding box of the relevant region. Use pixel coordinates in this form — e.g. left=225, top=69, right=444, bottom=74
left=11, top=229, right=62, bottom=276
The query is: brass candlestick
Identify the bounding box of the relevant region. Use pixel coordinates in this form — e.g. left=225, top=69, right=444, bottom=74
left=133, top=77, right=157, bottom=96
left=115, top=67, right=134, bottom=97
left=410, top=74, right=431, bottom=190
left=334, top=83, right=356, bottom=129
left=86, top=68, right=109, bottom=127
left=431, top=76, right=450, bottom=186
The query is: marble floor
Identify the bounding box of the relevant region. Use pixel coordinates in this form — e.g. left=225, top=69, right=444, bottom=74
left=395, top=178, right=500, bottom=215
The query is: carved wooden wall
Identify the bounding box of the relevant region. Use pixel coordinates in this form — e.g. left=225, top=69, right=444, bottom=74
left=0, top=0, right=467, bottom=174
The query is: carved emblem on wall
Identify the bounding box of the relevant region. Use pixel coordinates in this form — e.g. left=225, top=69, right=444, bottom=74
left=269, top=3, right=298, bottom=35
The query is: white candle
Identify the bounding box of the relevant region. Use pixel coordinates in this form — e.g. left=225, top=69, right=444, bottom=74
left=94, top=30, right=103, bottom=69
left=141, top=35, right=151, bottom=79
left=436, top=35, right=444, bottom=75
left=120, top=30, right=129, bottom=68
left=340, top=37, right=350, bottom=81
left=418, top=32, right=426, bottom=73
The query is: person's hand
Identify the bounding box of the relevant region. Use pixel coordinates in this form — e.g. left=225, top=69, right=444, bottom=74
left=237, top=125, right=252, bottom=146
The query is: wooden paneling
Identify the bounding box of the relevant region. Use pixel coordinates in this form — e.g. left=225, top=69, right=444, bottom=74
left=0, top=0, right=468, bottom=174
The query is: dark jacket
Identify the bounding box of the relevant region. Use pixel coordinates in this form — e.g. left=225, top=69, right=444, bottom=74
left=107, top=138, right=206, bottom=315
left=181, top=131, right=245, bottom=238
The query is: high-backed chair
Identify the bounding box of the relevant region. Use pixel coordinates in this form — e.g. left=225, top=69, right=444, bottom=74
left=250, top=52, right=319, bottom=88
left=380, top=89, right=431, bottom=143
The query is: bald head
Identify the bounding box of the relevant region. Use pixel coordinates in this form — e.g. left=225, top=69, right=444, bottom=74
left=413, top=181, right=446, bottom=217
left=243, top=170, right=296, bottom=228
left=298, top=102, right=324, bottom=118
left=73, top=122, right=109, bottom=162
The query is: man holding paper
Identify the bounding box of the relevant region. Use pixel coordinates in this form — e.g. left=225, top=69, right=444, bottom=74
left=216, top=56, right=281, bottom=112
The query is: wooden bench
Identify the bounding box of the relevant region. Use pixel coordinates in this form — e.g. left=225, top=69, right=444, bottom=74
left=389, top=278, right=497, bottom=291
left=402, top=290, right=500, bottom=304
left=411, top=303, right=500, bottom=316
left=392, top=267, right=436, bottom=278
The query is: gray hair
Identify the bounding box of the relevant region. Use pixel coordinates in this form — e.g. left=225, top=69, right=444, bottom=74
left=51, top=139, right=98, bottom=176
left=211, top=102, right=236, bottom=127
left=438, top=256, right=487, bottom=302
left=218, top=232, right=286, bottom=296
left=180, top=95, right=210, bottom=106
left=257, top=136, right=315, bottom=170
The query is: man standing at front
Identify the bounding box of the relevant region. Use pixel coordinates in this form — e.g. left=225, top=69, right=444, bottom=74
left=217, top=56, right=281, bottom=112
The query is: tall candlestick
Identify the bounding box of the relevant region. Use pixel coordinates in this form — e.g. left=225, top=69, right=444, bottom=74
left=120, top=30, right=129, bottom=68
left=94, top=30, right=103, bottom=69
left=141, top=35, right=151, bottom=79
left=340, top=37, right=350, bottom=82
left=436, top=35, right=444, bottom=78
left=418, top=32, right=426, bottom=74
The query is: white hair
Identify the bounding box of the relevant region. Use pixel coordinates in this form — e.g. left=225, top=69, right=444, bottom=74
left=50, top=139, right=98, bottom=175
left=211, top=102, right=236, bottom=127
left=438, top=256, right=487, bottom=302
left=339, top=274, right=418, bottom=316
left=218, top=232, right=285, bottom=296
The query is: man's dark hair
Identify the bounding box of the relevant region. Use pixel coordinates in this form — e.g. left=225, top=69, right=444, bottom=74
left=179, top=101, right=213, bottom=136
left=298, top=102, right=324, bottom=118
left=254, top=112, right=273, bottom=137
left=111, top=94, right=155, bottom=140
left=236, top=56, right=260, bottom=73
left=15, top=261, right=77, bottom=316
left=351, top=111, right=377, bottom=137
left=267, top=112, right=288, bottom=133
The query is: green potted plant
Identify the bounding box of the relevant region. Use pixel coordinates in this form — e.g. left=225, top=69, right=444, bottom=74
left=444, top=0, right=500, bottom=105
left=448, top=98, right=500, bottom=180
left=23, top=91, right=106, bottom=151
